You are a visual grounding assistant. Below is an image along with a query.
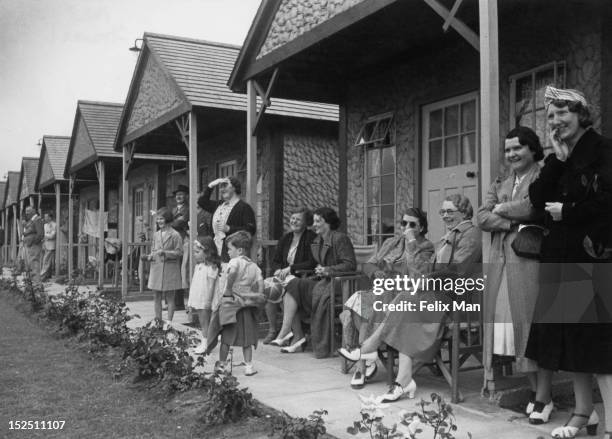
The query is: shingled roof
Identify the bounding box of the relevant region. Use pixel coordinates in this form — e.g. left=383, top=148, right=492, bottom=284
left=5, top=172, right=20, bottom=207
left=116, top=32, right=338, bottom=148
left=36, top=135, right=71, bottom=191
left=19, top=157, right=40, bottom=200
left=0, top=181, right=6, bottom=210
left=66, top=101, right=123, bottom=176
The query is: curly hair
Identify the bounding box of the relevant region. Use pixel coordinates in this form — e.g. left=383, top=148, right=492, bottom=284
left=313, top=207, right=341, bottom=230
left=443, top=194, right=473, bottom=219
left=226, top=230, right=253, bottom=252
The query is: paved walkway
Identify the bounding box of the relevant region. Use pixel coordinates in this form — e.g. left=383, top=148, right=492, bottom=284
left=21, top=277, right=611, bottom=438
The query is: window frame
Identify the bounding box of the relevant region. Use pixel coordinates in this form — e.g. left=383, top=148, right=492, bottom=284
left=357, top=113, right=397, bottom=247
left=509, top=61, right=566, bottom=154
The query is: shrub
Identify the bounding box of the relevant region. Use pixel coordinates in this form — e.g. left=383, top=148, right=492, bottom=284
left=269, top=409, right=327, bottom=439
left=199, top=371, right=256, bottom=426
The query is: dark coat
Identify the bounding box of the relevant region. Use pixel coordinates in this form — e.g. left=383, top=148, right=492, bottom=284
left=198, top=186, right=256, bottom=261
left=272, top=229, right=317, bottom=274
left=171, top=204, right=189, bottom=239
left=526, top=128, right=612, bottom=373
left=23, top=215, right=44, bottom=247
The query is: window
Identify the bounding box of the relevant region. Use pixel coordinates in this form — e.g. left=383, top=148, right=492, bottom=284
left=355, top=114, right=396, bottom=247
left=510, top=61, right=566, bottom=154
left=218, top=160, right=237, bottom=178
left=427, top=100, right=477, bottom=170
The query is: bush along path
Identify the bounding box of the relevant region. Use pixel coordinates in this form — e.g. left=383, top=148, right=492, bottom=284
left=0, top=271, right=330, bottom=439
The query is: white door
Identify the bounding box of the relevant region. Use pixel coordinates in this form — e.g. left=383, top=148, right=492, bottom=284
left=422, top=92, right=480, bottom=243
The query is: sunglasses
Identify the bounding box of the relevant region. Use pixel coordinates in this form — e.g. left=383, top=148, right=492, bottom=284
left=400, top=220, right=418, bottom=228
left=439, top=209, right=459, bottom=216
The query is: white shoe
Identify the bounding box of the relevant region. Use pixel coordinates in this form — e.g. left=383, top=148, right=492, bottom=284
left=337, top=347, right=378, bottom=362
left=365, top=360, right=378, bottom=380
left=350, top=370, right=366, bottom=389
left=193, top=339, right=207, bottom=354
left=379, top=380, right=417, bottom=403
left=528, top=400, right=554, bottom=425
left=551, top=411, right=599, bottom=438
left=245, top=363, right=258, bottom=376
left=270, top=331, right=293, bottom=346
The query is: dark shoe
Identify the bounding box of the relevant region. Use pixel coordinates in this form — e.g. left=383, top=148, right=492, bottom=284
left=350, top=371, right=365, bottom=389
left=529, top=400, right=554, bottom=425
left=262, top=331, right=277, bottom=345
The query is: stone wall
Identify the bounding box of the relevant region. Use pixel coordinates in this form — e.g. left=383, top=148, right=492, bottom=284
left=344, top=5, right=603, bottom=244
left=258, top=0, right=368, bottom=58
left=282, top=124, right=338, bottom=231
left=126, top=52, right=185, bottom=136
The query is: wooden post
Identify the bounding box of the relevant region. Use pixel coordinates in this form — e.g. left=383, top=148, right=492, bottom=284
left=338, top=103, right=348, bottom=233
left=121, top=147, right=129, bottom=299
left=37, top=194, right=41, bottom=213
left=246, top=80, right=258, bottom=208
left=12, top=204, right=18, bottom=260
left=96, top=160, right=105, bottom=288
left=68, top=176, right=74, bottom=280
left=188, top=111, right=198, bottom=281
left=479, top=0, right=500, bottom=260
left=479, top=0, right=499, bottom=400
left=3, top=210, right=7, bottom=263
left=54, top=183, right=61, bottom=277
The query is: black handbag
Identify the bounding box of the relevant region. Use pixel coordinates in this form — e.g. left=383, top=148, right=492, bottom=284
left=511, top=224, right=548, bottom=259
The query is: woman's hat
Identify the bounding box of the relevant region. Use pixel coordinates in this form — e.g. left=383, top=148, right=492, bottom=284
left=173, top=184, right=189, bottom=195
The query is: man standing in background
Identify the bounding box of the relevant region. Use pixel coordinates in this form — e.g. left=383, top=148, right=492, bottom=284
left=171, top=185, right=189, bottom=310
left=22, top=206, right=44, bottom=285
left=40, top=211, right=56, bottom=281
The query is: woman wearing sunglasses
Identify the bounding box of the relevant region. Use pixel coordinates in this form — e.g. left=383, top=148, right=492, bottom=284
left=341, top=208, right=435, bottom=389
left=339, top=195, right=481, bottom=401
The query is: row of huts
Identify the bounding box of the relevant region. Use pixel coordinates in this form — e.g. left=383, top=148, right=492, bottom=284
left=1, top=0, right=610, bottom=397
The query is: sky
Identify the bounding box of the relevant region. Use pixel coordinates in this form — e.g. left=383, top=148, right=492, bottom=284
left=0, top=0, right=260, bottom=179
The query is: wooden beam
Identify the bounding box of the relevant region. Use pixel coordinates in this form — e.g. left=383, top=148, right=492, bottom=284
left=96, top=160, right=105, bottom=288
left=246, top=80, right=258, bottom=208
left=124, top=142, right=136, bottom=180
left=188, top=111, right=198, bottom=281
left=422, top=0, right=479, bottom=51
left=3, top=210, right=8, bottom=264
left=252, top=68, right=279, bottom=136
left=175, top=114, right=190, bottom=149
left=443, top=0, right=464, bottom=32
left=338, top=103, right=348, bottom=233
left=68, top=176, right=74, bottom=280
left=12, top=205, right=17, bottom=260
left=54, top=183, right=61, bottom=277
left=121, top=146, right=129, bottom=299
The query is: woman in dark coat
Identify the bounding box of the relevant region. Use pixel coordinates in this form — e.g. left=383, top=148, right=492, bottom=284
left=273, top=207, right=356, bottom=358
left=262, top=207, right=317, bottom=343
left=198, top=177, right=256, bottom=262
left=525, top=86, right=612, bottom=438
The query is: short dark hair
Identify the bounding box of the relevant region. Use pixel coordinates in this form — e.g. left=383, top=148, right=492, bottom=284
left=313, top=207, right=341, bottom=230
left=548, top=99, right=593, bottom=128
left=404, top=207, right=428, bottom=235
left=44, top=211, right=54, bottom=219
left=226, top=230, right=253, bottom=252
left=156, top=207, right=174, bottom=224
left=293, top=207, right=314, bottom=227
left=228, top=176, right=241, bottom=195
left=506, top=126, right=544, bottom=161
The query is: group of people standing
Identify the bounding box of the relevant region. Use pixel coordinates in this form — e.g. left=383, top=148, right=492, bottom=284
left=144, top=85, right=612, bottom=438
left=15, top=206, right=57, bottom=284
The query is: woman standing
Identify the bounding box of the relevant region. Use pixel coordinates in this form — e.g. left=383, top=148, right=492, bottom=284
left=526, top=86, right=612, bottom=438
left=198, top=177, right=256, bottom=262
left=262, top=208, right=317, bottom=344
left=477, top=126, right=543, bottom=413
left=274, top=207, right=356, bottom=358
left=146, top=207, right=184, bottom=321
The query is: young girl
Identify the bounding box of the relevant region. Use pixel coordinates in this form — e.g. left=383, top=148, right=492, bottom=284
left=146, top=207, right=183, bottom=321
left=188, top=236, right=221, bottom=354
left=208, top=230, right=263, bottom=376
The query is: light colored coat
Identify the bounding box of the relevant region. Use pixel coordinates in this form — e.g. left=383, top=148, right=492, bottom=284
left=147, top=227, right=183, bottom=292
left=477, top=163, right=541, bottom=377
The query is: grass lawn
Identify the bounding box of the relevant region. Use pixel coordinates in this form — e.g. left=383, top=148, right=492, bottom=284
left=0, top=291, right=273, bottom=439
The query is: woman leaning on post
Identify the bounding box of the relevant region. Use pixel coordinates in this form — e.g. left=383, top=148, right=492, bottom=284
left=477, top=126, right=543, bottom=416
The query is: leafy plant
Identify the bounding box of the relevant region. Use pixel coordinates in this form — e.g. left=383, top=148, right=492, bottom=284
left=269, top=409, right=328, bottom=439
left=198, top=370, right=256, bottom=426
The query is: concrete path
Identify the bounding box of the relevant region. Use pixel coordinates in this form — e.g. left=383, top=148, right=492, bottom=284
left=16, top=276, right=609, bottom=438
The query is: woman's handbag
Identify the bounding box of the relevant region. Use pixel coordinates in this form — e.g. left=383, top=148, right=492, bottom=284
left=234, top=290, right=266, bottom=308
left=511, top=224, right=548, bottom=259
left=219, top=296, right=243, bottom=325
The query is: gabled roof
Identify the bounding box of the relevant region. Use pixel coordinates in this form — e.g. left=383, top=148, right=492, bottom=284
left=5, top=171, right=21, bottom=207
left=35, top=135, right=70, bottom=190
left=116, top=32, right=337, bottom=148
left=0, top=181, right=6, bottom=210
left=18, top=157, right=40, bottom=200
left=65, top=101, right=123, bottom=176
